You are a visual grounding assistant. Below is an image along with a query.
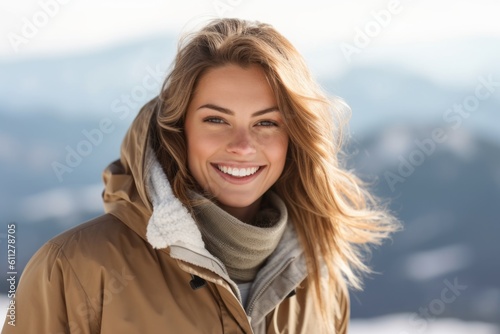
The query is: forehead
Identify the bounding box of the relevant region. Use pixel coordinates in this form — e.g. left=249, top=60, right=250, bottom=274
left=191, top=64, right=277, bottom=109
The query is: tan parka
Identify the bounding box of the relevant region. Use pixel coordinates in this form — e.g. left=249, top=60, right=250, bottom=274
left=2, top=99, right=349, bottom=334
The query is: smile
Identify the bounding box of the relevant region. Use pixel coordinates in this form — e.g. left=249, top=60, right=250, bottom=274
left=217, top=165, right=261, bottom=178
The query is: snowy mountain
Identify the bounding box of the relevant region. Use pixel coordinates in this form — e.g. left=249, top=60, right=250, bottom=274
left=345, top=125, right=500, bottom=325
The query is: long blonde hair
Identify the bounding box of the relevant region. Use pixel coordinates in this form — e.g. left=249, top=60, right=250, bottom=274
left=153, top=18, right=399, bottom=331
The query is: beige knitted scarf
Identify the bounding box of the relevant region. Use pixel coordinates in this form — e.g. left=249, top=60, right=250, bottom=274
left=192, top=191, right=288, bottom=282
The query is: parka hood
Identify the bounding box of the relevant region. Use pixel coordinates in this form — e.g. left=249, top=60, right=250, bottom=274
left=102, top=98, right=156, bottom=242
left=102, top=98, right=210, bottom=255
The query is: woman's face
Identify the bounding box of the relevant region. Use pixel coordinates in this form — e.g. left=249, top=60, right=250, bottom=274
left=184, top=64, right=289, bottom=221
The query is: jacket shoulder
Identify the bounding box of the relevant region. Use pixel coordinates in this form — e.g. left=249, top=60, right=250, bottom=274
left=45, top=213, right=154, bottom=268
left=1, top=216, right=131, bottom=333
left=50, top=213, right=131, bottom=246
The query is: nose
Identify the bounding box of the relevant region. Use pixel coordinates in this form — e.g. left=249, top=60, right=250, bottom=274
left=226, top=128, right=256, bottom=156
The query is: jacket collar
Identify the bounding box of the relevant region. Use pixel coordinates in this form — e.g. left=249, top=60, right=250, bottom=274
left=145, top=144, right=208, bottom=253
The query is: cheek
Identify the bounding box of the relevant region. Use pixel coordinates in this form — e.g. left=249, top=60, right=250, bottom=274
left=261, top=134, right=289, bottom=167
left=186, top=130, right=225, bottom=168
left=190, top=133, right=224, bottom=154
left=276, top=138, right=289, bottom=167
left=185, top=124, right=204, bottom=173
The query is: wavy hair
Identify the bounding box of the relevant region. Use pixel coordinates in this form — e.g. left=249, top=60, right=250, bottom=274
left=152, top=18, right=399, bottom=332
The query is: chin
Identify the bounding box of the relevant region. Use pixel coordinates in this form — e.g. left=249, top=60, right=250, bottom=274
left=215, top=194, right=260, bottom=209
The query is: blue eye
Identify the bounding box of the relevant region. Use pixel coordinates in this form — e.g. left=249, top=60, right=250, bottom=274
left=203, top=117, right=226, bottom=124
left=257, top=120, right=278, bottom=127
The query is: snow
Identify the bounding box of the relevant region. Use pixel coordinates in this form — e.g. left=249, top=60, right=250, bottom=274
left=350, top=313, right=500, bottom=334
left=403, top=244, right=473, bottom=281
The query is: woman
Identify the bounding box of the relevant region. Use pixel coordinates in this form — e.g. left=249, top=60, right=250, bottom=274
left=3, top=19, right=398, bottom=333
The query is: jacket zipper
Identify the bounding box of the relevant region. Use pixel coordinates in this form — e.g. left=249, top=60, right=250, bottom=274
left=172, top=244, right=301, bottom=331
left=172, top=246, right=255, bottom=332
left=246, top=257, right=296, bottom=316
left=168, top=244, right=243, bottom=300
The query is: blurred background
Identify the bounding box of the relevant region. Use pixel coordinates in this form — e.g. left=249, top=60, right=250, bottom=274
left=1, top=0, right=499, bottom=332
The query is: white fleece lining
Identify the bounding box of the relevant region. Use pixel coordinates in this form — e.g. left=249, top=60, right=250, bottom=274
left=145, top=148, right=208, bottom=253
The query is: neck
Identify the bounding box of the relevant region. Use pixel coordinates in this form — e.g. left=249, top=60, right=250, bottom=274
left=218, top=198, right=262, bottom=225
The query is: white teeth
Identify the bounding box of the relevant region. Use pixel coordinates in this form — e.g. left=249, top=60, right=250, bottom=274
left=217, top=165, right=260, bottom=177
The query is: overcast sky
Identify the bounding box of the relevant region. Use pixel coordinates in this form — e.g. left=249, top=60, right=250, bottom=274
left=1, top=0, right=500, bottom=59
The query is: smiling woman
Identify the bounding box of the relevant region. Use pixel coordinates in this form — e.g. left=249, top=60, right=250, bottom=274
left=184, top=64, right=289, bottom=223
left=3, top=18, right=399, bottom=334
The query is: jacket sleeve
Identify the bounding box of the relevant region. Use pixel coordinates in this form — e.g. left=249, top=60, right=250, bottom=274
left=2, top=241, right=98, bottom=334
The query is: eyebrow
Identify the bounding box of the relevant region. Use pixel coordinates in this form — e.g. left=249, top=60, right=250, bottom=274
left=197, top=104, right=279, bottom=117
